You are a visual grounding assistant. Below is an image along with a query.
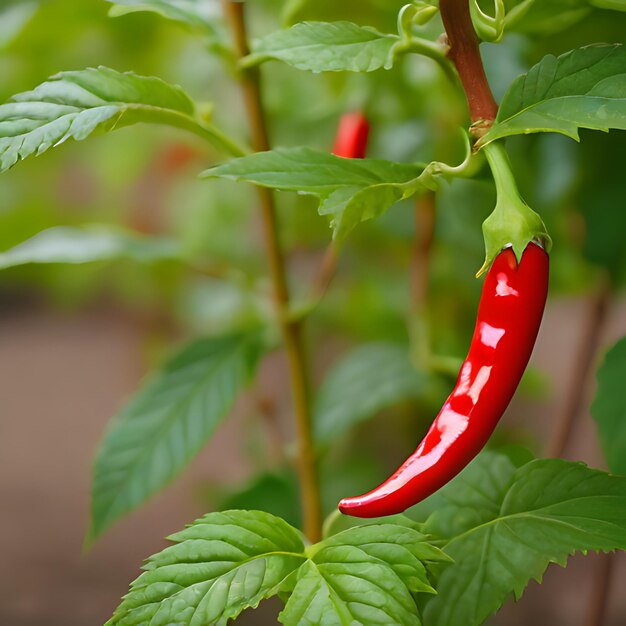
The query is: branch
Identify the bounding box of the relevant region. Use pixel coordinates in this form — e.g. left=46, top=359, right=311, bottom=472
left=546, top=271, right=614, bottom=626
left=221, top=0, right=322, bottom=543
left=439, top=0, right=498, bottom=133
left=410, top=193, right=436, bottom=317
left=585, top=553, right=615, bottom=626
left=311, top=243, right=339, bottom=303
left=409, top=192, right=436, bottom=367
left=547, top=272, right=612, bottom=458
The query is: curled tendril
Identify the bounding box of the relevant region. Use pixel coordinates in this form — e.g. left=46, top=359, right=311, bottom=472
left=397, top=2, right=439, bottom=40
left=470, top=0, right=505, bottom=42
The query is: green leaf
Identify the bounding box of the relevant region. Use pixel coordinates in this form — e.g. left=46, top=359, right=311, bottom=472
left=0, top=226, right=180, bottom=269
left=591, top=337, right=626, bottom=475
left=314, top=342, right=430, bottom=443
left=0, top=66, right=234, bottom=173
left=413, top=454, right=626, bottom=626
left=245, top=21, right=398, bottom=73
left=106, top=510, right=306, bottom=626
left=202, top=147, right=447, bottom=240
left=107, top=512, right=446, bottom=626
left=280, top=524, right=446, bottom=626
left=106, top=0, right=218, bottom=31
left=316, top=525, right=448, bottom=595
left=88, top=333, right=263, bottom=544
left=324, top=511, right=430, bottom=538
left=481, top=44, right=626, bottom=145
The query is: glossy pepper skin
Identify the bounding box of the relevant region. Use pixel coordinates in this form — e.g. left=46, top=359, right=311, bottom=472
left=339, top=242, right=549, bottom=518
left=332, top=112, right=370, bottom=159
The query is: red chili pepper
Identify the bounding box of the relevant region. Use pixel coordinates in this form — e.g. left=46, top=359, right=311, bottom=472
left=339, top=242, right=549, bottom=518
left=332, top=112, right=370, bottom=159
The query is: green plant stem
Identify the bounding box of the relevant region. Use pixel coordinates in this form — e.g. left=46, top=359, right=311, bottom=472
left=409, top=192, right=436, bottom=369
left=321, top=509, right=342, bottom=539
left=478, top=140, right=550, bottom=274
left=132, top=107, right=249, bottom=157
left=409, top=193, right=464, bottom=377
left=311, top=242, right=339, bottom=303
left=482, top=141, right=521, bottom=203
left=221, top=0, right=322, bottom=544
left=399, top=37, right=458, bottom=84
left=406, top=37, right=445, bottom=59
left=439, top=0, right=498, bottom=132
left=196, top=122, right=249, bottom=158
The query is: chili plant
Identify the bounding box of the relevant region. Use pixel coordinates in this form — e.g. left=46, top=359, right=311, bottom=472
left=1, top=1, right=626, bottom=625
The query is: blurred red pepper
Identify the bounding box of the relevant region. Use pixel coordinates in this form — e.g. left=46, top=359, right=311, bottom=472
left=156, top=142, right=203, bottom=174
left=332, top=112, right=370, bottom=159
left=339, top=242, right=549, bottom=518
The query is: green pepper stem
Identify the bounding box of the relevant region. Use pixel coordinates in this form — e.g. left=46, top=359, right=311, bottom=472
left=482, top=141, right=522, bottom=206
left=477, top=140, right=551, bottom=276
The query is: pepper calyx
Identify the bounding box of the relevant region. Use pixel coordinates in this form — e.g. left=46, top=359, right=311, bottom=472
left=477, top=141, right=551, bottom=277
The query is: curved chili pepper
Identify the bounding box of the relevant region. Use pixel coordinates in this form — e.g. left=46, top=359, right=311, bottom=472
left=339, top=242, right=549, bottom=518
left=332, top=112, right=370, bottom=159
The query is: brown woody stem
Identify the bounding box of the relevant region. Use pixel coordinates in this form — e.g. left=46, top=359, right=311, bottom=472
left=221, top=0, right=322, bottom=543
left=545, top=271, right=614, bottom=626
left=585, top=553, right=615, bottom=626
left=312, top=243, right=339, bottom=303
left=439, top=0, right=498, bottom=131
left=547, top=273, right=612, bottom=458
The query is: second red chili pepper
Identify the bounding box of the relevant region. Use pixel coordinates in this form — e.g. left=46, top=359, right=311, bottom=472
left=332, top=112, right=370, bottom=159
left=339, top=241, right=549, bottom=518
